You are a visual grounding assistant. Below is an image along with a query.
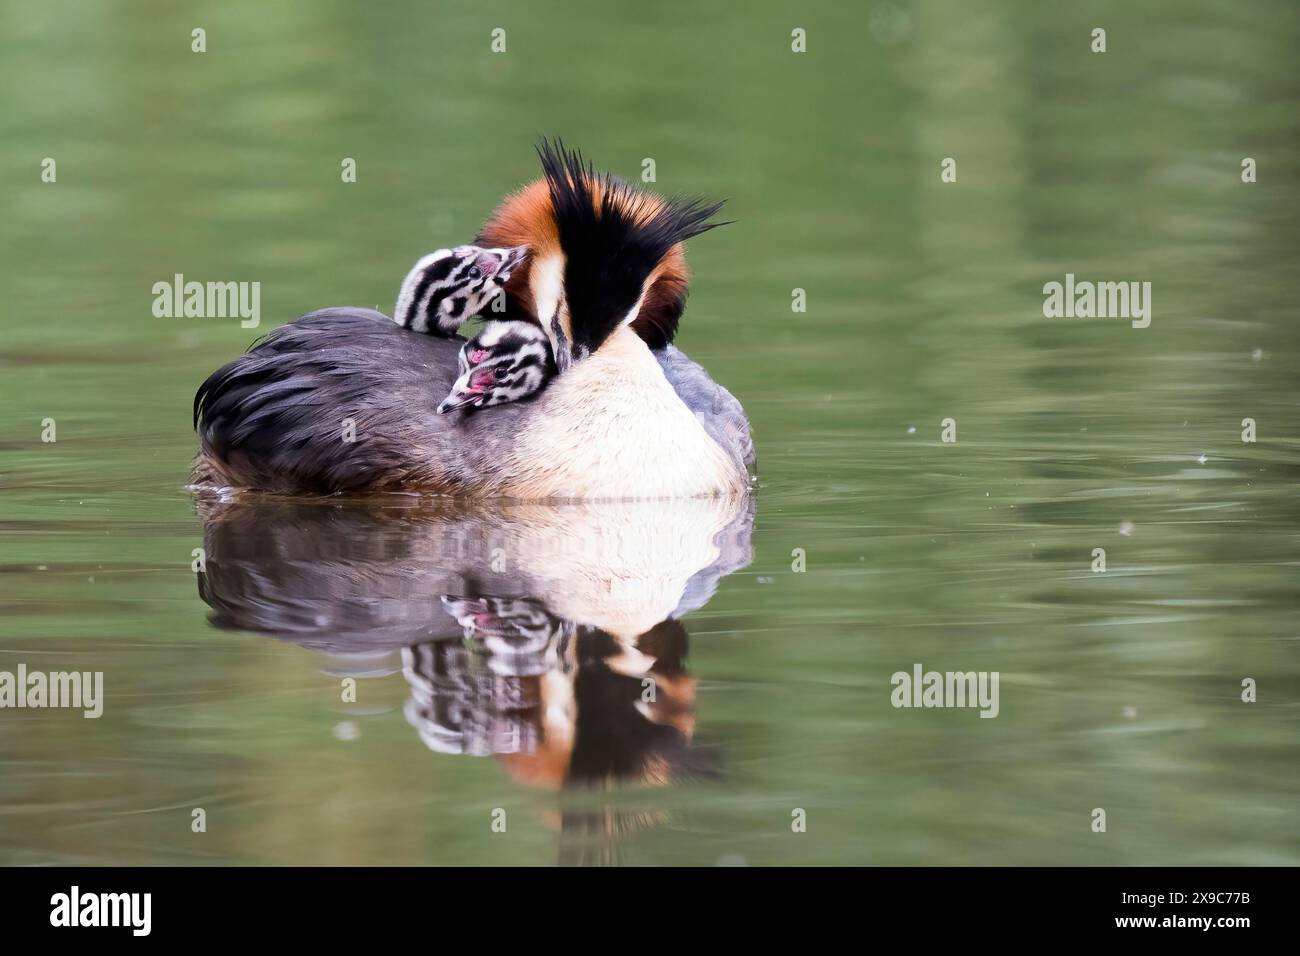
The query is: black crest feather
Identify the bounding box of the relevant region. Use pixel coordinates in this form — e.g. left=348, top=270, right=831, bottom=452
left=535, top=138, right=728, bottom=352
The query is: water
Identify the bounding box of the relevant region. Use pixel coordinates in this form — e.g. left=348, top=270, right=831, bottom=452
left=2, top=0, right=1297, bottom=865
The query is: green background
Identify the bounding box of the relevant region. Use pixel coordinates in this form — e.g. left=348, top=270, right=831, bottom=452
left=1, top=0, right=1297, bottom=864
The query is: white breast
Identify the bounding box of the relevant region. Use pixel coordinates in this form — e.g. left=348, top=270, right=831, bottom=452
left=502, top=326, right=745, bottom=500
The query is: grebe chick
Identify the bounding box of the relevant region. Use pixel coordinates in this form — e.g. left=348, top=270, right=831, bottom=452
left=437, top=320, right=556, bottom=414
left=394, top=244, right=528, bottom=337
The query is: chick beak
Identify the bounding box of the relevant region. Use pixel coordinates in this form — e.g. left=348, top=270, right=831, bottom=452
left=437, top=392, right=481, bottom=415
left=437, top=367, right=496, bottom=414
left=499, top=245, right=529, bottom=278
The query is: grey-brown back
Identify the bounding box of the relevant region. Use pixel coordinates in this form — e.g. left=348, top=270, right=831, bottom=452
left=193, top=308, right=753, bottom=493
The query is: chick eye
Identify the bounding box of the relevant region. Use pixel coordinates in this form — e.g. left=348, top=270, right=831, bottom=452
left=468, top=266, right=480, bottom=278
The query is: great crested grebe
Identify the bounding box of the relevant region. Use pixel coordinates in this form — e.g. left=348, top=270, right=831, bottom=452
left=192, top=140, right=754, bottom=498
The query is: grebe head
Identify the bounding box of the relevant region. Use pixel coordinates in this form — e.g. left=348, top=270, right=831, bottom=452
left=476, top=139, right=729, bottom=367
left=394, top=244, right=529, bottom=336
left=437, top=320, right=556, bottom=414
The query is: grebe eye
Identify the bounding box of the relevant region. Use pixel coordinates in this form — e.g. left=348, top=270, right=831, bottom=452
left=468, top=266, right=480, bottom=278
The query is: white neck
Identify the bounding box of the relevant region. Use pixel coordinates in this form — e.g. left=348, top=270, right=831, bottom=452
left=501, top=326, right=744, bottom=499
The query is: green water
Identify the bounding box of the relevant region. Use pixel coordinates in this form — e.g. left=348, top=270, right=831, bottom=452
left=2, top=0, right=1297, bottom=865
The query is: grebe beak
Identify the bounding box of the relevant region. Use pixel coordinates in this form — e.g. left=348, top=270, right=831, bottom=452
left=550, top=313, right=572, bottom=373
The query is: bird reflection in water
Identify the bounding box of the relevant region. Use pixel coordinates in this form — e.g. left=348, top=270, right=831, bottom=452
left=194, top=493, right=752, bottom=863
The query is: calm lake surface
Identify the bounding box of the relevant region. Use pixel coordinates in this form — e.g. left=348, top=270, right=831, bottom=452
left=2, top=1, right=1297, bottom=865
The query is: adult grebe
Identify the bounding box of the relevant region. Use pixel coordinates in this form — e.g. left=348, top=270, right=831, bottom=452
left=192, top=141, right=754, bottom=498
